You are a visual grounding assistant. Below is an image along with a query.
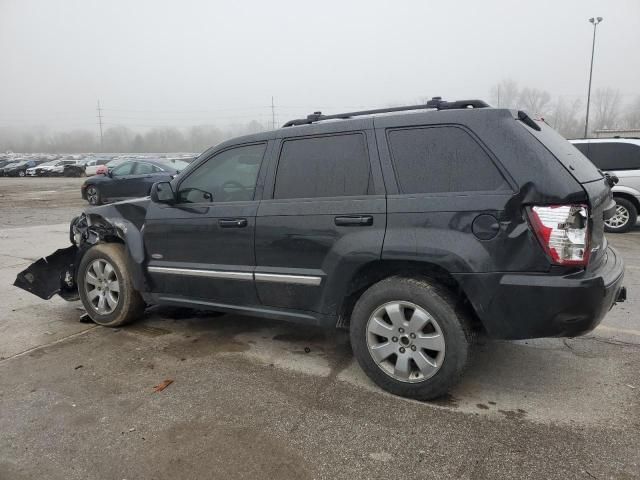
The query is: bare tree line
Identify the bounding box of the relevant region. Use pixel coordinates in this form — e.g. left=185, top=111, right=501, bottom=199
left=0, top=120, right=267, bottom=154
left=489, top=79, right=640, bottom=138
left=2, top=84, right=639, bottom=153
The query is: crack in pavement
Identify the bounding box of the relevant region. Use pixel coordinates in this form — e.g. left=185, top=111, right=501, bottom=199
left=0, top=326, right=98, bottom=364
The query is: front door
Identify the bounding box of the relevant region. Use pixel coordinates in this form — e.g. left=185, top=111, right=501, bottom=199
left=106, top=161, right=137, bottom=200
left=144, top=142, right=269, bottom=305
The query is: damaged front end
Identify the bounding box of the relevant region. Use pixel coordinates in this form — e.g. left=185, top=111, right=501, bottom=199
left=13, top=212, right=129, bottom=301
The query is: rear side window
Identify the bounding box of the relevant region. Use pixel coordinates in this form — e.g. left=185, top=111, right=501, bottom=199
left=576, top=142, right=640, bottom=170
left=387, top=126, right=508, bottom=194
left=274, top=133, right=371, bottom=199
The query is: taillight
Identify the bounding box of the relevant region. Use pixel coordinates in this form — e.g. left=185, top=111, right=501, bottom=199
left=526, top=205, right=590, bottom=266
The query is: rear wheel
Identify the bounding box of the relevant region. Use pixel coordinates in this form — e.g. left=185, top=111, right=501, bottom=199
left=350, top=276, right=474, bottom=400
left=86, top=185, right=102, bottom=205
left=78, top=243, right=145, bottom=327
left=605, top=197, right=637, bottom=233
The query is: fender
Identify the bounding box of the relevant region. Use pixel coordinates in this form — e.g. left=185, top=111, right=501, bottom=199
left=14, top=199, right=152, bottom=301
left=74, top=200, right=150, bottom=292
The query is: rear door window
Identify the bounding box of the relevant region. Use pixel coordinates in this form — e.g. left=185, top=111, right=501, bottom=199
left=577, top=142, right=640, bottom=171
left=274, top=133, right=371, bottom=199
left=387, top=126, right=508, bottom=194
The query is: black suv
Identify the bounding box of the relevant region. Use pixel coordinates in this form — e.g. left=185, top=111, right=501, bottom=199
left=15, top=98, right=626, bottom=400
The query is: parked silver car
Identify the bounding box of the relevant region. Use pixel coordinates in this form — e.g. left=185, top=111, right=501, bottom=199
left=571, top=138, right=640, bottom=233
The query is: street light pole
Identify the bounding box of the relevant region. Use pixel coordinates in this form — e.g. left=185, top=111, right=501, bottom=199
left=584, top=16, right=603, bottom=138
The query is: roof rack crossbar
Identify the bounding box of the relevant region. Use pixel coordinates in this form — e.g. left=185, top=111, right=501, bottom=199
left=282, top=97, right=489, bottom=127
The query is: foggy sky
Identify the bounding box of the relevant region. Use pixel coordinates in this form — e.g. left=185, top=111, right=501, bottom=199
left=1, top=0, right=638, bottom=131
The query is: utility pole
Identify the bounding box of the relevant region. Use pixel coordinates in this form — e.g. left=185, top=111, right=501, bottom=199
left=271, top=96, right=276, bottom=130
left=96, top=100, right=104, bottom=151
left=584, top=16, right=603, bottom=138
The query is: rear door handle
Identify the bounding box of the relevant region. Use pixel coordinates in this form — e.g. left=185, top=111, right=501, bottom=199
left=334, top=215, right=373, bottom=226
left=218, top=218, right=248, bottom=228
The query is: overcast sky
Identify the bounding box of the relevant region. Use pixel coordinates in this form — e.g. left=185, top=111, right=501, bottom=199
left=1, top=0, right=638, bottom=131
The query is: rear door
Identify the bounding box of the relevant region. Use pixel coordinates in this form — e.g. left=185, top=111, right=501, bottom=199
left=254, top=120, right=386, bottom=315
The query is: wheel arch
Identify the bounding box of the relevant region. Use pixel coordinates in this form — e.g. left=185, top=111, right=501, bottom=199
left=612, top=191, right=640, bottom=213
left=73, top=212, right=148, bottom=293
left=336, top=259, right=480, bottom=330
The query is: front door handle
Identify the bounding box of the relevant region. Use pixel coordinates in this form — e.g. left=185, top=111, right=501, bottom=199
left=219, top=218, right=248, bottom=228
left=334, top=215, right=374, bottom=227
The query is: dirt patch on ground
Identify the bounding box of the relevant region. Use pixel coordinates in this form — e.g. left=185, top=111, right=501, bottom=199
left=0, top=177, right=86, bottom=227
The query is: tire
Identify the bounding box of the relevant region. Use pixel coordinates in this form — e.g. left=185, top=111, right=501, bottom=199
left=18, top=170, right=25, bottom=177
left=86, top=185, right=102, bottom=205
left=78, top=243, right=145, bottom=327
left=350, top=276, right=474, bottom=400
left=605, top=197, right=637, bottom=233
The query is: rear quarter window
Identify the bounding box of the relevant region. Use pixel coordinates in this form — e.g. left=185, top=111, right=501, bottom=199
left=387, top=126, right=509, bottom=194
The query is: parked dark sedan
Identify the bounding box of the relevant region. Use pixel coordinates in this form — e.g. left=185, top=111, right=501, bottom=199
left=1, top=160, right=40, bottom=177
left=81, top=159, right=189, bottom=205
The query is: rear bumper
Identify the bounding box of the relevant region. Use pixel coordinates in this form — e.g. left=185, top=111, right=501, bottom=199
left=454, top=246, right=625, bottom=340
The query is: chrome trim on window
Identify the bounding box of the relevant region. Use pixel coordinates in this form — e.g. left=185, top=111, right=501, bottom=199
left=254, top=272, right=322, bottom=286
left=147, top=266, right=253, bottom=281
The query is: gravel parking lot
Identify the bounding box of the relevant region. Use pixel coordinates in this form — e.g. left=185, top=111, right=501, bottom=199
left=1, top=177, right=639, bottom=479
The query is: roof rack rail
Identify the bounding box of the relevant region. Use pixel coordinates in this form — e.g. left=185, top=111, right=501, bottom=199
left=282, top=97, right=490, bottom=127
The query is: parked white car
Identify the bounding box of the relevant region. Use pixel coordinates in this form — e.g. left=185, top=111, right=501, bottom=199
left=85, top=158, right=113, bottom=176
left=26, top=159, right=78, bottom=176
left=571, top=138, right=640, bottom=233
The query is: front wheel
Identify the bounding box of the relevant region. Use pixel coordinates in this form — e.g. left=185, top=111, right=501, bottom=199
left=350, top=276, right=474, bottom=400
left=78, top=243, right=145, bottom=327
left=86, top=185, right=102, bottom=205
left=605, top=197, right=637, bottom=233
left=18, top=170, right=25, bottom=177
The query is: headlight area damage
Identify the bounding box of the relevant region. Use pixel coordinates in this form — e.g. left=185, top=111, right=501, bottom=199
left=14, top=213, right=135, bottom=301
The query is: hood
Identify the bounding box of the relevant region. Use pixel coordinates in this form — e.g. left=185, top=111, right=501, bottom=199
left=84, top=197, right=151, bottom=230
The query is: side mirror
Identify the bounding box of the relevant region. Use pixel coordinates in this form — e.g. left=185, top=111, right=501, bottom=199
left=151, top=181, right=175, bottom=204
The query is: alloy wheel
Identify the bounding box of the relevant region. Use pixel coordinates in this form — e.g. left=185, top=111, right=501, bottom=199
left=366, top=301, right=446, bottom=383
left=605, top=204, right=630, bottom=229
left=87, top=186, right=98, bottom=205
left=84, top=259, right=120, bottom=315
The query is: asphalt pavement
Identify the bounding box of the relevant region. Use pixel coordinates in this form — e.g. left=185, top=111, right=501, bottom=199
left=0, top=177, right=638, bottom=479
